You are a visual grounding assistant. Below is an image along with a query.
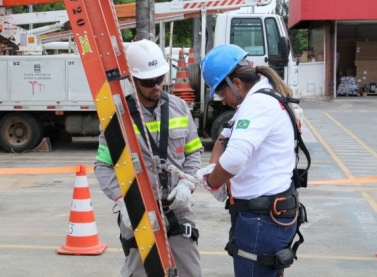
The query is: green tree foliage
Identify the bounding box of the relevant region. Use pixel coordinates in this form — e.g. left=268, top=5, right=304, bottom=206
left=154, top=0, right=193, bottom=47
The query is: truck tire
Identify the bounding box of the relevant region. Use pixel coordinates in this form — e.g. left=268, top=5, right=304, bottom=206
left=187, top=62, right=201, bottom=93
left=0, top=113, right=44, bottom=152
left=210, top=110, right=235, bottom=143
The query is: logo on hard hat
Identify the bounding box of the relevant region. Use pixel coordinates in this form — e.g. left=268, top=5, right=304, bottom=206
left=149, top=60, right=158, bottom=67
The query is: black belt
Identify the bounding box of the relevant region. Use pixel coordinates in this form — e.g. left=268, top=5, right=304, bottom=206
left=230, top=184, right=298, bottom=217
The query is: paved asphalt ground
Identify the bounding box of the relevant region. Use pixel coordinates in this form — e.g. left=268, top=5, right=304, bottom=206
left=1, top=97, right=377, bottom=276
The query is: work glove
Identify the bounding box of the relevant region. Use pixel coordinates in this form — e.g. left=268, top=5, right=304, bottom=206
left=115, top=196, right=160, bottom=231
left=196, top=164, right=228, bottom=202
left=115, top=196, right=132, bottom=230
left=167, top=178, right=195, bottom=211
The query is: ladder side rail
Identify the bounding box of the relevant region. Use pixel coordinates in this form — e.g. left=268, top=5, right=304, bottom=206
left=86, top=0, right=174, bottom=272
left=63, top=0, right=175, bottom=276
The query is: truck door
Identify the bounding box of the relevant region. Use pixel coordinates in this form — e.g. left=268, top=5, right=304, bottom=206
left=264, top=17, right=289, bottom=79
left=229, top=16, right=290, bottom=80
left=229, top=17, right=267, bottom=67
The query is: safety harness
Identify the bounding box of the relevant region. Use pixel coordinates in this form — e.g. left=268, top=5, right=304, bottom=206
left=224, top=88, right=310, bottom=269
left=117, top=92, right=199, bottom=256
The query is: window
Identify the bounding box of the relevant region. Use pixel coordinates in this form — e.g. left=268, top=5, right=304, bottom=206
left=230, top=18, right=265, bottom=55
left=265, top=18, right=280, bottom=56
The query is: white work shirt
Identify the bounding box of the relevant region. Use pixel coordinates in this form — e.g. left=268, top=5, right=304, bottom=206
left=219, top=77, right=295, bottom=199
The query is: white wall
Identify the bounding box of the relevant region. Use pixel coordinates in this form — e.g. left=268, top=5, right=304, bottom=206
left=297, top=62, right=326, bottom=98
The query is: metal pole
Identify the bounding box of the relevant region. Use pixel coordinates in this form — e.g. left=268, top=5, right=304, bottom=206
left=29, top=5, right=33, bottom=30
left=200, top=4, right=207, bottom=113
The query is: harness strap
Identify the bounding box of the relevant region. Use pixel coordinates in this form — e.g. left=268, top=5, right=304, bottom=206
left=231, top=196, right=297, bottom=217
left=121, top=93, right=199, bottom=257
left=225, top=240, right=296, bottom=269
left=225, top=182, right=304, bottom=269
left=119, top=223, right=199, bottom=257
left=119, top=235, right=137, bottom=257
left=162, top=200, right=199, bottom=242
left=254, top=89, right=311, bottom=189
left=126, top=92, right=170, bottom=188
left=225, top=203, right=307, bottom=269
left=117, top=209, right=199, bottom=257
left=230, top=183, right=298, bottom=216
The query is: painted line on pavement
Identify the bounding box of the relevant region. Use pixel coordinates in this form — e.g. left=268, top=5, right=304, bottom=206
left=0, top=165, right=94, bottom=175
left=361, top=192, right=377, bottom=214
left=325, top=112, right=377, bottom=159
left=0, top=244, right=375, bottom=261
left=303, top=116, right=355, bottom=179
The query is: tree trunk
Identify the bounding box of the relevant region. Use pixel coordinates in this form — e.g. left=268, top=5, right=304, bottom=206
left=136, top=0, right=155, bottom=41
left=192, top=15, right=213, bottom=62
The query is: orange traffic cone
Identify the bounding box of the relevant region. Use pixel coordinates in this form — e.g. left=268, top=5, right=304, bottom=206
left=57, top=164, right=107, bottom=255
left=187, top=48, right=195, bottom=64
left=172, top=49, right=196, bottom=104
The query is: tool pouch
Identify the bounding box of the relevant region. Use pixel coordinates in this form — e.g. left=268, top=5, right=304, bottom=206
left=292, top=168, right=308, bottom=188
left=298, top=203, right=308, bottom=224
left=272, top=248, right=296, bottom=269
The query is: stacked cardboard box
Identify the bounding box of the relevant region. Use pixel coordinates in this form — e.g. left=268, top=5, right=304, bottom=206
left=299, top=51, right=315, bottom=63
left=355, top=41, right=377, bottom=91
left=299, top=51, right=308, bottom=63
left=337, top=39, right=356, bottom=76
left=315, top=51, right=324, bottom=62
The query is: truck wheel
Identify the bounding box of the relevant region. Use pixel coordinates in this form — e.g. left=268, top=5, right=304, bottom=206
left=187, top=62, right=201, bottom=93
left=0, top=113, right=44, bottom=152
left=210, top=110, right=235, bottom=143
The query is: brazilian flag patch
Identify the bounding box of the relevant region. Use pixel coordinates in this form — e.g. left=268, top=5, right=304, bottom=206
left=236, top=119, right=250, bottom=129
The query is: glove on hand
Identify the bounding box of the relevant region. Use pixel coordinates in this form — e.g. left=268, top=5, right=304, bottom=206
left=115, top=197, right=132, bottom=230
left=196, top=164, right=228, bottom=202
left=196, top=163, right=216, bottom=190
left=167, top=179, right=195, bottom=211
left=209, top=184, right=228, bottom=202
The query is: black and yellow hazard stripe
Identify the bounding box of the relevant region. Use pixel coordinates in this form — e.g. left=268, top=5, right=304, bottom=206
left=64, top=0, right=173, bottom=275
left=95, top=83, right=163, bottom=275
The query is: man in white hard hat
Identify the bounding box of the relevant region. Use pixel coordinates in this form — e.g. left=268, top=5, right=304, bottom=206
left=94, top=39, right=203, bottom=277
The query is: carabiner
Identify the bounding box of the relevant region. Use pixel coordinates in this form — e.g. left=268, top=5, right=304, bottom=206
left=272, top=197, right=287, bottom=216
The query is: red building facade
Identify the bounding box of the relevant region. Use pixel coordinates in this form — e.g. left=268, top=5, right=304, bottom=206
left=288, top=0, right=377, bottom=97
left=289, top=0, right=377, bottom=29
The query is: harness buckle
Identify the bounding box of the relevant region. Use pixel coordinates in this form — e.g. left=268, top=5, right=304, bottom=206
left=181, top=223, right=192, bottom=238
left=272, top=197, right=287, bottom=216
left=160, top=185, right=171, bottom=194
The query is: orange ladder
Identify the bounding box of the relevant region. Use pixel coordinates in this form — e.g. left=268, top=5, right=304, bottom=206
left=62, top=0, right=176, bottom=276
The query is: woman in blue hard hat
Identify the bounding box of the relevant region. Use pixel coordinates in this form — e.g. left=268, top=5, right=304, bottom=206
left=196, top=44, right=300, bottom=277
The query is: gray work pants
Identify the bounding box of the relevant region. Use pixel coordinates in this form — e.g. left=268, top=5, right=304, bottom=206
left=120, top=208, right=202, bottom=277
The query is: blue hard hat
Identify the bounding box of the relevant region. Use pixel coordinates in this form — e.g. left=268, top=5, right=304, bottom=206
left=201, top=44, right=248, bottom=97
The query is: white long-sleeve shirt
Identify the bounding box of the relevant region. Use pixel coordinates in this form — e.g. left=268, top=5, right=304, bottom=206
left=219, top=78, right=295, bottom=199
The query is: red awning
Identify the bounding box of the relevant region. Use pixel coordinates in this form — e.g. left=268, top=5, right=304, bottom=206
left=288, top=0, right=377, bottom=29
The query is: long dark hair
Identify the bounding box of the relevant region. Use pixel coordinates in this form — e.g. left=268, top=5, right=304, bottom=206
left=228, top=63, right=293, bottom=98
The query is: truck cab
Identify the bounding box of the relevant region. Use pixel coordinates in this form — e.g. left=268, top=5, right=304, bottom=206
left=205, top=11, right=300, bottom=141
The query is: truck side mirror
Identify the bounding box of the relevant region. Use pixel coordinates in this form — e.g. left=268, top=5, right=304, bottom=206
left=278, top=36, right=290, bottom=66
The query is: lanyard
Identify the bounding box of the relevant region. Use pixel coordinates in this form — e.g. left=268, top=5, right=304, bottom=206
left=126, top=92, right=170, bottom=188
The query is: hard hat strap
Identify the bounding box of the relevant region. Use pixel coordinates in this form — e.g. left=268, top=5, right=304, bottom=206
left=225, top=76, right=243, bottom=103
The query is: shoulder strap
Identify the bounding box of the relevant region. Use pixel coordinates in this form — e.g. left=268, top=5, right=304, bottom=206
left=159, top=92, right=169, bottom=161
left=125, top=92, right=169, bottom=160
left=253, top=89, right=311, bottom=182
left=126, top=93, right=170, bottom=189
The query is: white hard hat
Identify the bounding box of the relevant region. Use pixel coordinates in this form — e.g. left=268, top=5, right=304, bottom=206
left=126, top=39, right=169, bottom=79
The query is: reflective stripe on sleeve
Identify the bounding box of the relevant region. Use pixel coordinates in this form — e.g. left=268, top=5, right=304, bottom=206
left=184, top=137, right=203, bottom=153
left=96, top=144, right=113, bottom=165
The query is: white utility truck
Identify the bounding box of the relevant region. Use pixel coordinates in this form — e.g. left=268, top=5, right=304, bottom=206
left=0, top=0, right=300, bottom=152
